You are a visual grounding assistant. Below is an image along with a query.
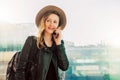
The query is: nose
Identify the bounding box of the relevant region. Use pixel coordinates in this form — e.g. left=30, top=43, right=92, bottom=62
left=50, top=21, right=54, bottom=26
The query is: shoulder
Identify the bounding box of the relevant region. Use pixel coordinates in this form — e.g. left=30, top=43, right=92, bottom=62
left=26, top=36, right=37, bottom=41
left=27, top=35, right=37, bottom=39
left=25, top=36, right=37, bottom=45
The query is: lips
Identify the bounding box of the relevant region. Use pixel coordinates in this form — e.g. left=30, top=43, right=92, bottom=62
left=48, top=27, right=55, bottom=30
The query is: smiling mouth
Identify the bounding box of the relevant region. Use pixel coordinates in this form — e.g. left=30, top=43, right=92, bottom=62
left=48, top=27, right=55, bottom=30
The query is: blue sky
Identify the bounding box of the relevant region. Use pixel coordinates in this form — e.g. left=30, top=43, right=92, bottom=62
left=0, top=0, right=120, bottom=46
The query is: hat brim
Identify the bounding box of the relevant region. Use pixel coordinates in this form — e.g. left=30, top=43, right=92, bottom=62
left=35, top=5, right=66, bottom=30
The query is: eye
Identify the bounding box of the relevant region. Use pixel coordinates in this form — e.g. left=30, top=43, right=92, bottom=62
left=54, top=21, right=57, bottom=24
left=46, top=19, right=50, bottom=22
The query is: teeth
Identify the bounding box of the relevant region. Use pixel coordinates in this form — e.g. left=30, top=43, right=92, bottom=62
left=48, top=28, right=54, bottom=30
left=48, top=27, right=54, bottom=30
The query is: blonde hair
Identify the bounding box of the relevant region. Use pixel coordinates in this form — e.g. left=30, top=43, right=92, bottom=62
left=37, top=17, right=45, bottom=48
left=36, top=11, right=60, bottom=48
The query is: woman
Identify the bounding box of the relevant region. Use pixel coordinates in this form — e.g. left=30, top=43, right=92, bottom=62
left=15, top=5, right=69, bottom=80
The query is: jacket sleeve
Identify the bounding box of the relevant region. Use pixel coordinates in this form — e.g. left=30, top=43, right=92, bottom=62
left=15, top=36, right=33, bottom=80
left=56, top=40, right=69, bottom=71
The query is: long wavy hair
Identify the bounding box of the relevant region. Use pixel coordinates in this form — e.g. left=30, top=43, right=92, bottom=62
left=36, top=11, right=60, bottom=48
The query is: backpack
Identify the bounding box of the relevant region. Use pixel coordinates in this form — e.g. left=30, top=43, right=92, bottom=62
left=6, top=51, right=21, bottom=80
left=6, top=36, right=37, bottom=80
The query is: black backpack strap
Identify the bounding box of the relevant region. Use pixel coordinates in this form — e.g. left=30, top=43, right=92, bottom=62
left=15, top=36, right=38, bottom=80
left=25, top=36, right=38, bottom=80
left=27, top=36, right=38, bottom=62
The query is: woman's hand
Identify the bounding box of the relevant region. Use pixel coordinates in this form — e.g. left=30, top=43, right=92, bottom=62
left=53, top=28, right=62, bottom=45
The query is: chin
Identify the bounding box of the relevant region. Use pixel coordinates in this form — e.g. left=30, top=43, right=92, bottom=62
left=49, top=31, right=54, bottom=34
left=48, top=31, right=53, bottom=34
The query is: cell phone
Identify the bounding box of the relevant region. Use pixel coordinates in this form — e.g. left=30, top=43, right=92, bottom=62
left=53, top=31, right=59, bottom=38
left=53, top=27, right=61, bottom=38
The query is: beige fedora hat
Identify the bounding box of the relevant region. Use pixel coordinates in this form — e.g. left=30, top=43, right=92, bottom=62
left=35, top=5, right=66, bottom=30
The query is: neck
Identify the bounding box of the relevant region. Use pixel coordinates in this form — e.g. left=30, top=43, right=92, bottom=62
left=44, top=32, right=52, bottom=42
left=44, top=32, right=53, bottom=47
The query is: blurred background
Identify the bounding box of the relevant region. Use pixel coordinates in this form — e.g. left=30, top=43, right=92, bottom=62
left=0, top=0, right=120, bottom=80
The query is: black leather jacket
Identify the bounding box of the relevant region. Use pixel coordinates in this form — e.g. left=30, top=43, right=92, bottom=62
left=15, top=36, right=69, bottom=80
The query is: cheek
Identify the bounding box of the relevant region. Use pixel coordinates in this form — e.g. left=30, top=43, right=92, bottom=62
left=45, top=22, right=49, bottom=29
left=45, top=22, right=48, bottom=27
left=55, top=23, right=59, bottom=28
left=55, top=25, right=58, bottom=28
left=45, top=26, right=48, bottom=31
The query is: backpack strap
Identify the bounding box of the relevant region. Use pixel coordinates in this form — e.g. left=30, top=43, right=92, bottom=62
left=24, top=36, right=38, bottom=80
left=27, top=36, right=38, bottom=62
left=15, top=36, right=38, bottom=80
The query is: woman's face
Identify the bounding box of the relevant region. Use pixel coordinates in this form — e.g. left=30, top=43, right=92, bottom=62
left=44, top=13, right=59, bottom=34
